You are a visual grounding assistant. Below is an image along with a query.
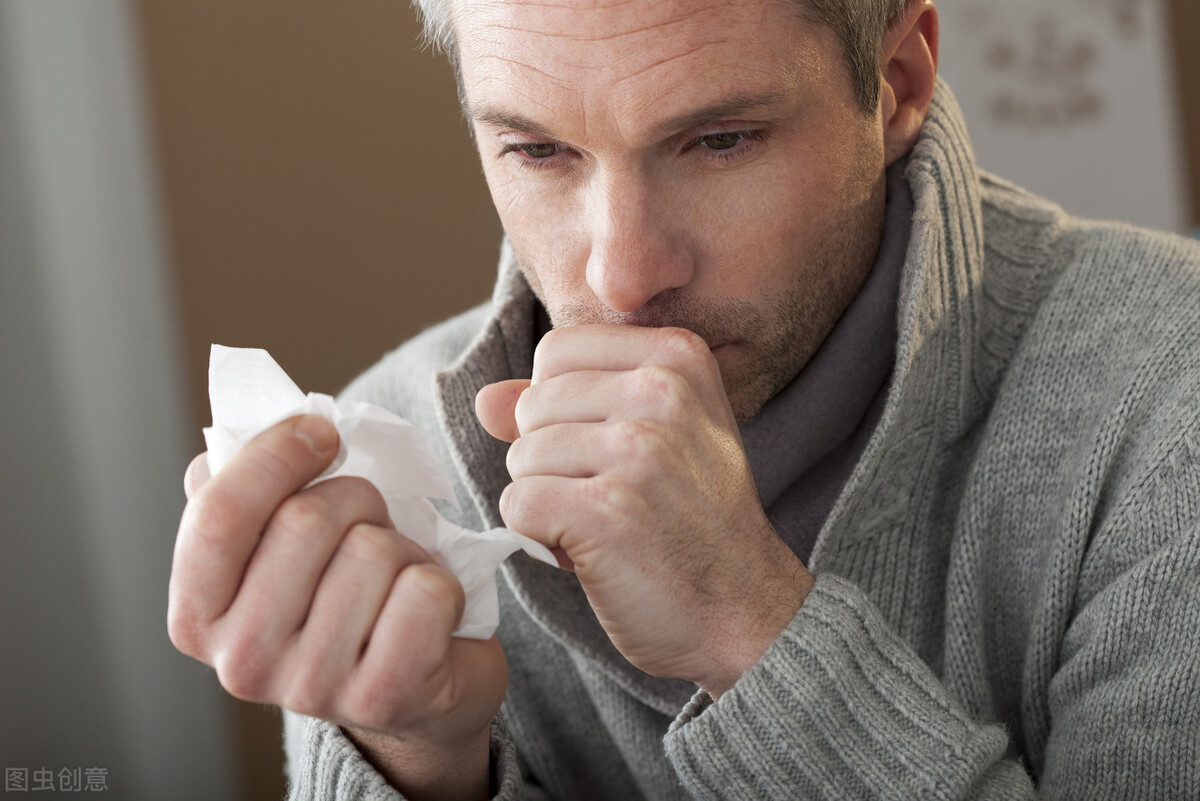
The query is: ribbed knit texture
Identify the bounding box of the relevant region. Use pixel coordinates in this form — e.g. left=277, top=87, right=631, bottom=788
left=282, top=81, right=1200, bottom=799
left=283, top=713, right=524, bottom=799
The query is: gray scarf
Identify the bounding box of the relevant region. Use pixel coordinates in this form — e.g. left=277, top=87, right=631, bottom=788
left=739, top=159, right=912, bottom=563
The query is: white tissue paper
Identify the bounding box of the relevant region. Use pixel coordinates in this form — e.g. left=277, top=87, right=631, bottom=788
left=203, top=344, right=556, bottom=639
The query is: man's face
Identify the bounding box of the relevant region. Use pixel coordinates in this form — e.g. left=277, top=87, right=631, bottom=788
left=454, top=0, right=888, bottom=421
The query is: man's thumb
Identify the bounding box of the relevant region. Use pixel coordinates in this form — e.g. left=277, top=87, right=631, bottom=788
left=474, top=379, right=531, bottom=443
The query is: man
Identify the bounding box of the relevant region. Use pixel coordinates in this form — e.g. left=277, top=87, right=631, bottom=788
left=168, top=0, right=1200, bottom=798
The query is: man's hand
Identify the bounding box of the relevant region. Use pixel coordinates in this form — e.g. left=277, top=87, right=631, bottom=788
left=476, top=325, right=812, bottom=697
left=167, top=415, right=501, bottom=800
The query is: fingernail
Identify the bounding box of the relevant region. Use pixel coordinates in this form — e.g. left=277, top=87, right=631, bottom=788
left=295, top=415, right=337, bottom=455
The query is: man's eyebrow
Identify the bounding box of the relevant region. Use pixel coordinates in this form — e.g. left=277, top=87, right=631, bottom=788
left=653, top=89, right=791, bottom=135
left=466, top=89, right=792, bottom=141
left=466, top=104, right=558, bottom=139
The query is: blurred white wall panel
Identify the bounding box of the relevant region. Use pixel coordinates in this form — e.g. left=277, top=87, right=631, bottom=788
left=0, top=1, right=236, bottom=798
left=938, top=0, right=1189, bottom=232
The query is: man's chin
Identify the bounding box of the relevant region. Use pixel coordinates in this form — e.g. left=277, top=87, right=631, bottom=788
left=722, top=349, right=812, bottom=425
left=722, top=368, right=775, bottom=425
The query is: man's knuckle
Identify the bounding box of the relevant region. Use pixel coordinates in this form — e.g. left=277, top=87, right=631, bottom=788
left=660, top=326, right=708, bottom=361
left=613, top=418, right=662, bottom=461
left=281, top=665, right=333, bottom=719
left=166, top=599, right=206, bottom=657
left=538, top=326, right=565, bottom=353
left=183, top=453, right=209, bottom=498
left=587, top=473, right=634, bottom=515
left=269, top=493, right=332, bottom=540
left=180, top=490, right=241, bottom=552
left=611, top=419, right=641, bottom=460
left=166, top=619, right=190, bottom=654
left=340, top=523, right=402, bottom=565
left=499, top=482, right=524, bottom=527
left=629, top=366, right=688, bottom=417
left=512, top=381, right=535, bottom=423
left=399, top=562, right=457, bottom=605
left=653, top=368, right=692, bottom=414
left=213, top=643, right=272, bottom=702
left=505, top=438, right=523, bottom=478
left=395, top=563, right=464, bottom=627
left=337, top=476, right=388, bottom=517
left=532, top=329, right=562, bottom=370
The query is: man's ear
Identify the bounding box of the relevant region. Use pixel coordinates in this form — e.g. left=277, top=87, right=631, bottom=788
left=879, top=0, right=939, bottom=167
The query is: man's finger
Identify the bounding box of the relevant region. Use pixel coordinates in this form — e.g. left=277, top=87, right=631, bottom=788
left=475, top=379, right=530, bottom=443
left=507, top=422, right=613, bottom=480
left=354, top=562, right=470, bottom=717
left=531, top=325, right=718, bottom=390
left=170, top=414, right=339, bottom=628
left=184, top=452, right=211, bottom=500
left=498, top=475, right=590, bottom=554
left=513, top=367, right=704, bottom=436
left=225, top=477, right=395, bottom=647
left=284, top=522, right=432, bottom=696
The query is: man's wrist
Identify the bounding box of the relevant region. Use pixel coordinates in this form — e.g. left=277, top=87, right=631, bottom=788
left=701, top=560, right=814, bottom=699
left=343, top=724, right=492, bottom=801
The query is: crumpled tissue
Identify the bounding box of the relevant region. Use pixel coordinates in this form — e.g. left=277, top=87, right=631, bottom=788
left=202, top=344, right=556, bottom=639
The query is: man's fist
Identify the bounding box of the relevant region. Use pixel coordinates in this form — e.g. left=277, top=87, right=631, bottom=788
left=477, top=325, right=812, bottom=697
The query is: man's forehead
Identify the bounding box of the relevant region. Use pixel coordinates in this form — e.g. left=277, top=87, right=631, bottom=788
left=453, top=0, right=753, bottom=68
left=452, top=0, right=757, bottom=36
left=453, top=0, right=833, bottom=142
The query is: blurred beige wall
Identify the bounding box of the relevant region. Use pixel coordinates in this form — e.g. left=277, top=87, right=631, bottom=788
left=132, top=3, right=502, bottom=798
left=135, top=1, right=503, bottom=440
left=132, top=1, right=1200, bottom=799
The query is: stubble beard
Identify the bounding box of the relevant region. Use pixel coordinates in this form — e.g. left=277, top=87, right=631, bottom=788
left=511, top=183, right=886, bottom=425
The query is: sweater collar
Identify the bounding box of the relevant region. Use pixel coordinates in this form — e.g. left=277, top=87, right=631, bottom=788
left=810, top=79, right=985, bottom=564
left=434, top=78, right=984, bottom=713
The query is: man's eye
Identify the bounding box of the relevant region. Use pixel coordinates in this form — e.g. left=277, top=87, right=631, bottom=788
left=497, top=140, right=576, bottom=172
left=689, top=130, right=766, bottom=159
left=696, top=132, right=746, bottom=151
left=516, top=143, right=560, bottom=159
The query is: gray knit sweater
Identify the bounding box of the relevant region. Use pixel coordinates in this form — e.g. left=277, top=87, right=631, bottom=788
left=283, top=82, right=1200, bottom=799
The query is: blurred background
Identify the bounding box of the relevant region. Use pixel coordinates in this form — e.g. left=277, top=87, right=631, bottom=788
left=1, top=0, right=1196, bottom=798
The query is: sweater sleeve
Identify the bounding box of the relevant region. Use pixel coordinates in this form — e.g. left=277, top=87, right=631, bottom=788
left=663, top=574, right=1030, bottom=799
left=665, top=534, right=1200, bottom=801
left=282, top=711, right=526, bottom=800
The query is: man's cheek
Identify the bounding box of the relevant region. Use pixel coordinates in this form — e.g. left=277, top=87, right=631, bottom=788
left=512, top=258, right=586, bottom=325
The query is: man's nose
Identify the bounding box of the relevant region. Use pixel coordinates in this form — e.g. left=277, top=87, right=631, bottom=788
left=584, top=172, right=693, bottom=314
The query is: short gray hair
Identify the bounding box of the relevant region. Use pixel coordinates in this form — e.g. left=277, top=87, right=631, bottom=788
left=410, top=0, right=913, bottom=113
left=797, top=0, right=913, bottom=111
